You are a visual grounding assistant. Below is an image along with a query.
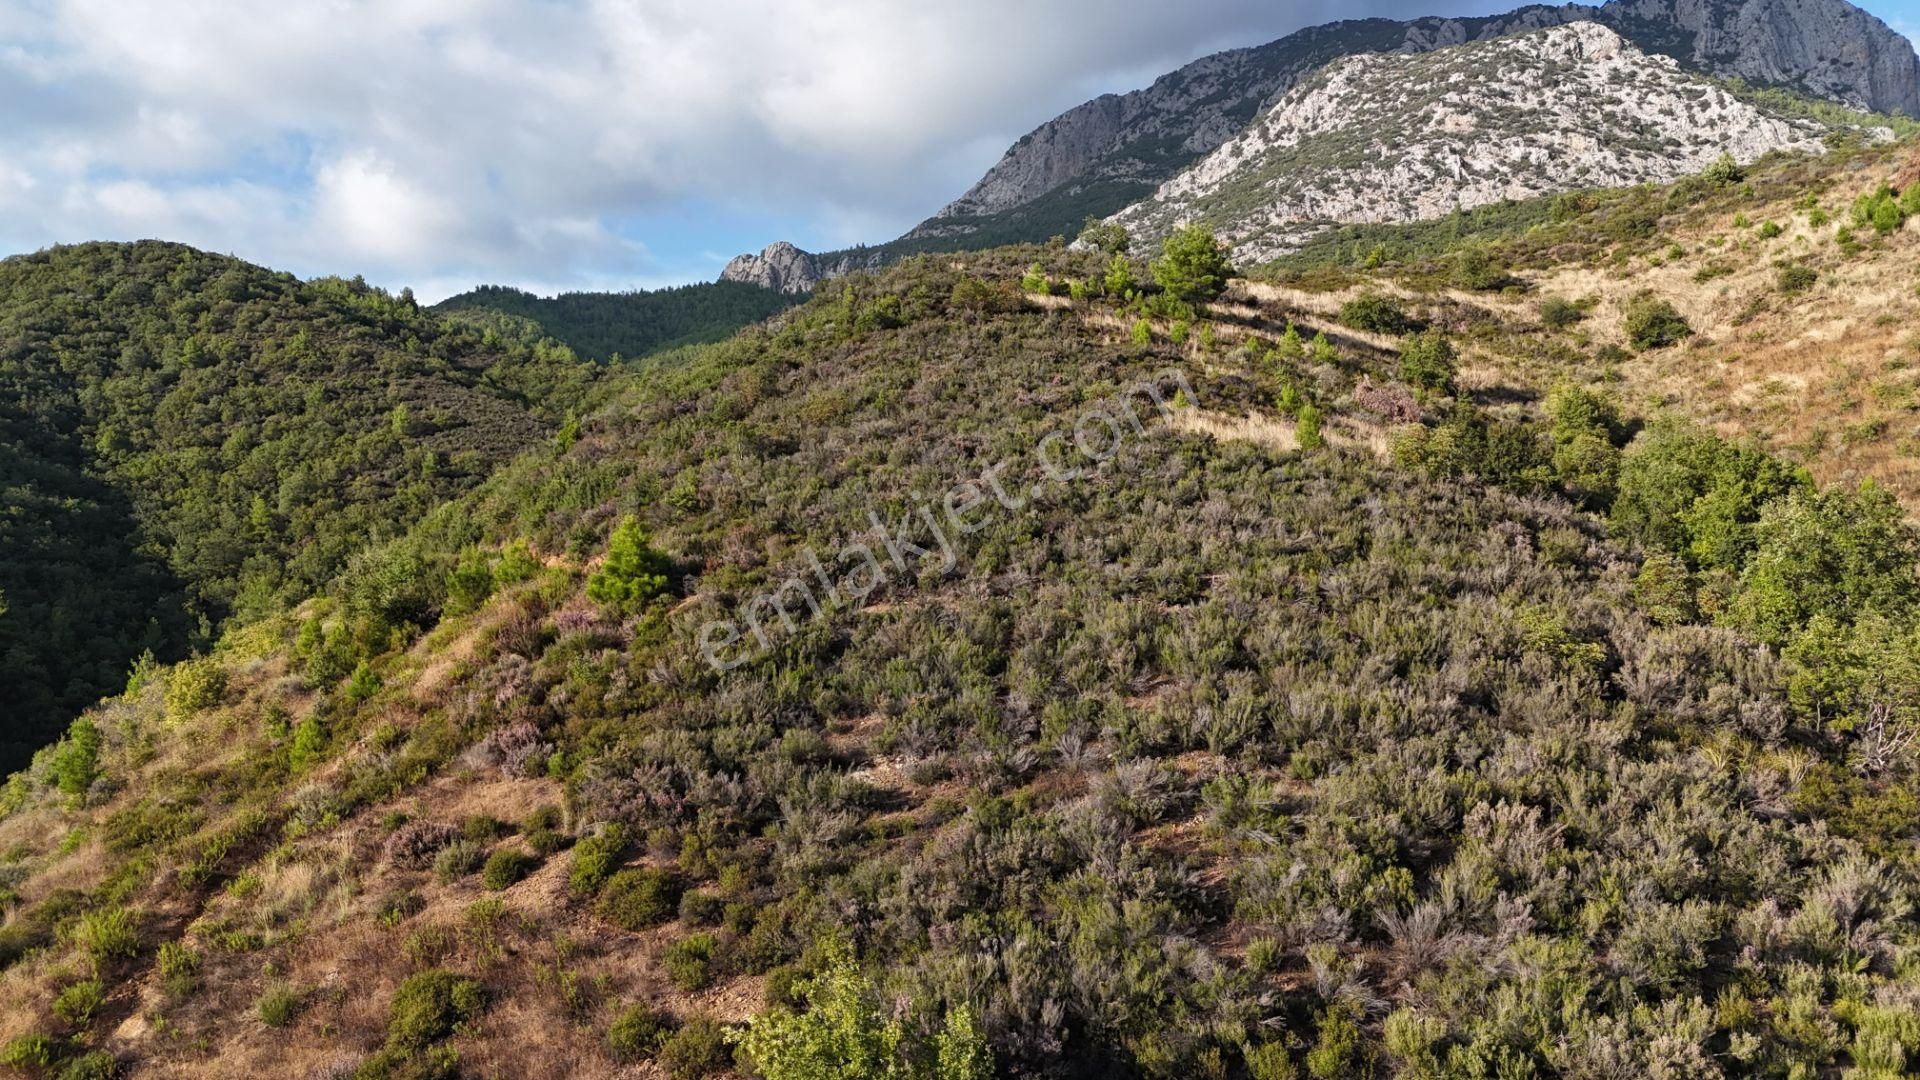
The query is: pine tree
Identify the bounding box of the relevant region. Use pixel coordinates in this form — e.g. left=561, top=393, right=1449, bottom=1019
left=1151, top=225, right=1232, bottom=303
left=586, top=516, right=672, bottom=611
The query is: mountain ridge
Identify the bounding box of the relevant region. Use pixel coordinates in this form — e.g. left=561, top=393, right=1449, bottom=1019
left=1109, top=22, right=1838, bottom=262
left=720, top=0, right=1920, bottom=291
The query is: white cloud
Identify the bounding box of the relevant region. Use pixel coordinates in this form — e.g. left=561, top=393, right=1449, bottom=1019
left=0, top=0, right=1518, bottom=297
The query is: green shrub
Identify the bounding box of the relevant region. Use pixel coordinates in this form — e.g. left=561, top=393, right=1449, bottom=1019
left=525, top=828, right=568, bottom=857
left=52, top=979, right=105, bottom=1027
left=1245, top=1041, right=1298, bottom=1080
left=164, top=659, right=227, bottom=720
left=51, top=719, right=102, bottom=798
left=157, top=941, right=199, bottom=996
left=663, top=933, right=717, bottom=991
left=585, top=516, right=671, bottom=612
left=679, top=890, right=724, bottom=926
left=1777, top=263, right=1819, bottom=293
left=735, top=945, right=993, bottom=1080
left=1757, top=220, right=1784, bottom=239
left=352, top=1044, right=460, bottom=1080
left=1305, top=1007, right=1365, bottom=1079
left=257, top=983, right=305, bottom=1028
left=657, top=1017, right=731, bottom=1080
left=1450, top=247, right=1510, bottom=291
left=568, top=824, right=628, bottom=896
left=433, top=841, right=486, bottom=882
left=1539, top=297, right=1586, bottom=329
left=1623, top=293, right=1692, bottom=350
left=597, top=868, right=681, bottom=930
left=1019, top=264, right=1050, bottom=295
left=1296, top=405, right=1324, bottom=451
left=71, top=907, right=138, bottom=961
left=480, top=847, right=538, bottom=891
left=57, top=1050, right=118, bottom=1079
left=287, top=714, right=327, bottom=771
left=0, top=1035, right=57, bottom=1071
left=1852, top=182, right=1907, bottom=236
left=386, top=971, right=485, bottom=1050
left=607, top=1002, right=675, bottom=1062
left=1701, top=153, right=1744, bottom=186
left=1339, top=294, right=1411, bottom=334
left=1398, top=331, right=1457, bottom=394
left=1152, top=225, right=1232, bottom=303
left=1130, top=319, right=1152, bottom=347
left=1103, top=254, right=1137, bottom=295
left=1077, top=219, right=1130, bottom=255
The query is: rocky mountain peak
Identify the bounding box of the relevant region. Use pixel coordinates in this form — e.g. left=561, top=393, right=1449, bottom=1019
left=1110, top=22, right=1841, bottom=263
left=720, top=242, right=822, bottom=295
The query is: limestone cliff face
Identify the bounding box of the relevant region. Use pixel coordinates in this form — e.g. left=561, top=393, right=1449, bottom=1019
left=925, top=0, right=1917, bottom=227
left=719, top=243, right=819, bottom=295
left=721, top=0, right=1917, bottom=290
left=1110, top=23, right=1840, bottom=264
left=1606, top=0, right=1920, bottom=116
left=717, top=243, right=884, bottom=295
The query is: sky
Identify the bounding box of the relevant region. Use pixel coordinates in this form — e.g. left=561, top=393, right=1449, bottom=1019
left=3, top=0, right=1918, bottom=301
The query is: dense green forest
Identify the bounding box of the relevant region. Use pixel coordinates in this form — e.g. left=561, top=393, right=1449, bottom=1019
left=433, top=281, right=797, bottom=362
left=0, top=241, right=593, bottom=768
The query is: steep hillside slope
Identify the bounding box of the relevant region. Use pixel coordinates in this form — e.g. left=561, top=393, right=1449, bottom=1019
left=5, top=226, right=1920, bottom=1078
left=433, top=282, right=796, bottom=362
left=0, top=242, right=593, bottom=770
left=1250, top=135, right=1920, bottom=513
left=1111, top=24, right=1833, bottom=262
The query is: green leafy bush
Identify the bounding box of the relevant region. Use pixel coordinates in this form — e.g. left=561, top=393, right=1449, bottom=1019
left=257, top=983, right=305, bottom=1028
left=568, top=824, right=629, bottom=896
left=1398, top=331, right=1457, bottom=394
left=1077, top=219, right=1130, bottom=255
left=1295, top=404, right=1324, bottom=451
left=607, top=1002, right=675, bottom=1062
left=1701, top=153, right=1744, bottom=186
left=663, top=933, right=717, bottom=991
left=1539, top=297, right=1586, bottom=328
left=433, top=841, right=486, bottom=883
left=52, top=979, right=105, bottom=1027
left=1777, top=263, right=1818, bottom=293
left=385, top=971, right=485, bottom=1050
left=657, top=1017, right=731, bottom=1080
left=70, top=907, right=138, bottom=961
left=1623, top=293, right=1692, bottom=350
left=163, top=659, right=227, bottom=720
left=735, top=945, right=992, bottom=1080
left=597, top=868, right=681, bottom=930
left=480, top=847, right=538, bottom=891
left=1339, top=293, right=1411, bottom=334
left=1852, top=182, right=1907, bottom=236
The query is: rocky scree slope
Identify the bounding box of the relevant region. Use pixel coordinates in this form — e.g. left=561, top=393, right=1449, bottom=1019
left=1111, top=23, right=1834, bottom=263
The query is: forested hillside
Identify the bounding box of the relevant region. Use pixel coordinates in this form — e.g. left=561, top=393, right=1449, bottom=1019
left=0, top=242, right=593, bottom=768
left=3, top=135, right=1920, bottom=1077
left=433, top=282, right=797, bottom=363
